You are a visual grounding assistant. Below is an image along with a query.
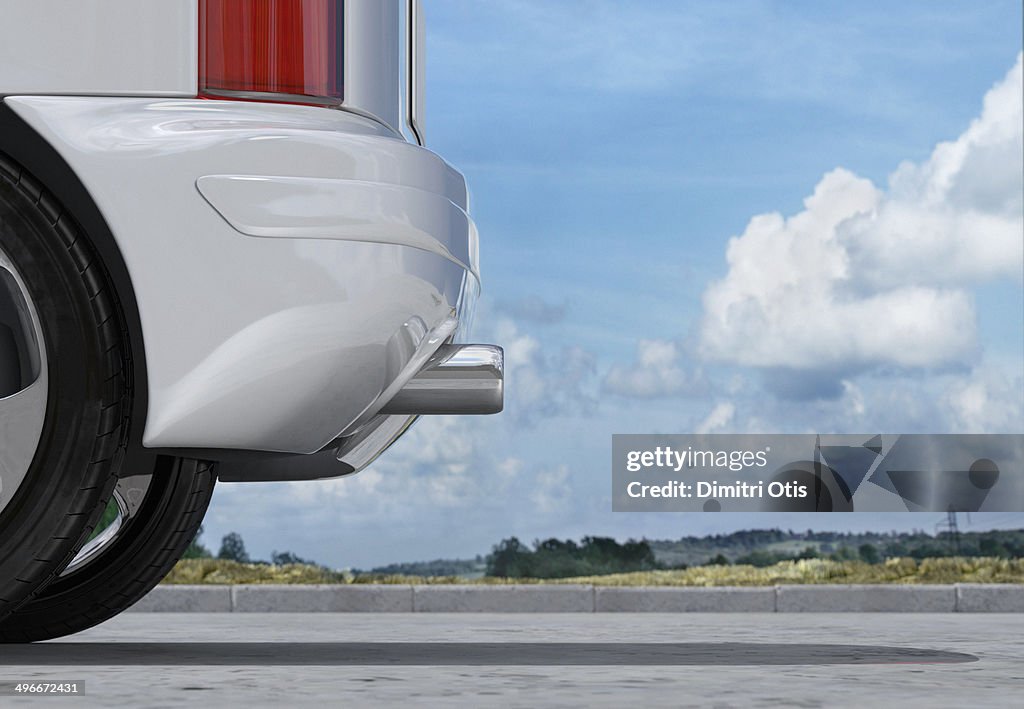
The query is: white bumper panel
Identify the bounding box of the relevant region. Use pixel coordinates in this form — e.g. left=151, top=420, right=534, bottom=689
left=196, top=175, right=477, bottom=273
left=6, top=97, right=479, bottom=454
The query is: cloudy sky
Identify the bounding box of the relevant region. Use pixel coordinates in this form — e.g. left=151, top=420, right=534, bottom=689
left=203, top=0, right=1024, bottom=568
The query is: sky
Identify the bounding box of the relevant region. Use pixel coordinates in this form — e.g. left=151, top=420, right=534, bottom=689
left=202, top=0, right=1024, bottom=568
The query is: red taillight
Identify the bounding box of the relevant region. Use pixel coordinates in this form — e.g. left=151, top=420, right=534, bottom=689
left=199, top=0, right=343, bottom=106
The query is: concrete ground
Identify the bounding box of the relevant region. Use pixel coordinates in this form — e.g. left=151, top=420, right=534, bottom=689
left=0, top=613, right=1020, bottom=707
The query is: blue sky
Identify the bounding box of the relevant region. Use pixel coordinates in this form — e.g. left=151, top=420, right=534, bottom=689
left=203, top=1, right=1024, bottom=568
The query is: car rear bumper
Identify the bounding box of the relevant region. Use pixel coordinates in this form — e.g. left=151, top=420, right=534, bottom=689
left=6, top=96, right=494, bottom=456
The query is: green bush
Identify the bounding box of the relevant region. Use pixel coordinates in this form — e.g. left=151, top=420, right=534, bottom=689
left=162, top=556, right=1024, bottom=586
left=485, top=536, right=661, bottom=579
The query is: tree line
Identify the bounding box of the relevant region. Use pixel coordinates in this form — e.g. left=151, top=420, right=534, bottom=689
left=181, top=526, right=311, bottom=566
left=182, top=526, right=1024, bottom=578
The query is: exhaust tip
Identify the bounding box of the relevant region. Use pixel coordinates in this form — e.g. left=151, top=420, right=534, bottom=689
left=380, top=344, right=503, bottom=415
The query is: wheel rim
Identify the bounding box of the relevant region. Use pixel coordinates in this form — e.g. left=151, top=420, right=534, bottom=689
left=61, top=472, right=152, bottom=576
left=0, top=244, right=47, bottom=519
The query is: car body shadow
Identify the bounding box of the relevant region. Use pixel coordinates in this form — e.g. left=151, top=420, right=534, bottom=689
left=0, top=642, right=978, bottom=666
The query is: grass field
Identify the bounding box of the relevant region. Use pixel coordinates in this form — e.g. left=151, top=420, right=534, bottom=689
left=163, top=556, right=1024, bottom=586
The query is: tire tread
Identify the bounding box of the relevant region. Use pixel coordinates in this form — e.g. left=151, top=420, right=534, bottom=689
left=0, top=152, right=131, bottom=622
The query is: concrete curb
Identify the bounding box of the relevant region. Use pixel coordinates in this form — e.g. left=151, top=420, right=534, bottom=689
left=776, top=584, right=955, bottom=612
left=595, top=586, right=775, bottom=612
left=413, top=584, right=594, bottom=612
left=232, top=584, right=414, bottom=612
left=127, top=585, right=232, bottom=613
left=956, top=583, right=1024, bottom=612
left=129, top=584, right=1024, bottom=612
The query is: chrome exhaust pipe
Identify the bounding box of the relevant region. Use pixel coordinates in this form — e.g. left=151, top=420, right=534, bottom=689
left=380, top=344, right=504, bottom=415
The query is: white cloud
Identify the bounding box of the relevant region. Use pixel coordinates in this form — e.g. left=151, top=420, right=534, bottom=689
left=842, top=380, right=866, bottom=418
left=712, top=355, right=1022, bottom=435
left=695, top=402, right=735, bottom=434
left=700, top=54, right=1022, bottom=378
left=603, top=339, right=704, bottom=398
left=493, top=318, right=597, bottom=422
left=944, top=365, right=1024, bottom=434
left=531, top=464, right=571, bottom=514
left=291, top=416, right=482, bottom=509
left=847, top=54, right=1024, bottom=288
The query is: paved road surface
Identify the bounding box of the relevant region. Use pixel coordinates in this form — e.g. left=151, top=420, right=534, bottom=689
left=1, top=613, right=1020, bottom=707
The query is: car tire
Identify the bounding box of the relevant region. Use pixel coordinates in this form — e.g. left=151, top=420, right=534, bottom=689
left=0, top=457, right=216, bottom=643
left=0, top=153, right=130, bottom=622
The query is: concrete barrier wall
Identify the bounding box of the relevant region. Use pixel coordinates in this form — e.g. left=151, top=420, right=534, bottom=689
left=775, top=584, right=956, bottom=613
left=413, top=585, right=594, bottom=612
left=124, top=584, right=1024, bottom=613
left=595, top=586, right=775, bottom=612
left=956, top=584, right=1024, bottom=612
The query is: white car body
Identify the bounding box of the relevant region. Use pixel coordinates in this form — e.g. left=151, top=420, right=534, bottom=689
left=0, top=0, right=499, bottom=479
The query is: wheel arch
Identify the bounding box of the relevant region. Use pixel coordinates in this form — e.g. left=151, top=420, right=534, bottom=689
left=0, top=101, right=154, bottom=474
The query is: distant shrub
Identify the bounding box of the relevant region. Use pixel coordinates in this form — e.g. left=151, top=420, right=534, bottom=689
left=217, top=532, right=250, bottom=563
left=485, top=536, right=660, bottom=579
left=162, top=557, right=1024, bottom=586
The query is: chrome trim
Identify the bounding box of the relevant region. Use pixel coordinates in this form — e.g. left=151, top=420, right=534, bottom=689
left=336, top=316, right=458, bottom=437
left=336, top=103, right=403, bottom=137
left=60, top=472, right=152, bottom=576
left=60, top=505, right=124, bottom=576
left=380, top=344, right=504, bottom=415
left=407, top=0, right=425, bottom=145
left=343, top=0, right=402, bottom=135
left=336, top=414, right=418, bottom=473
left=216, top=414, right=417, bottom=481
left=199, top=88, right=343, bottom=107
